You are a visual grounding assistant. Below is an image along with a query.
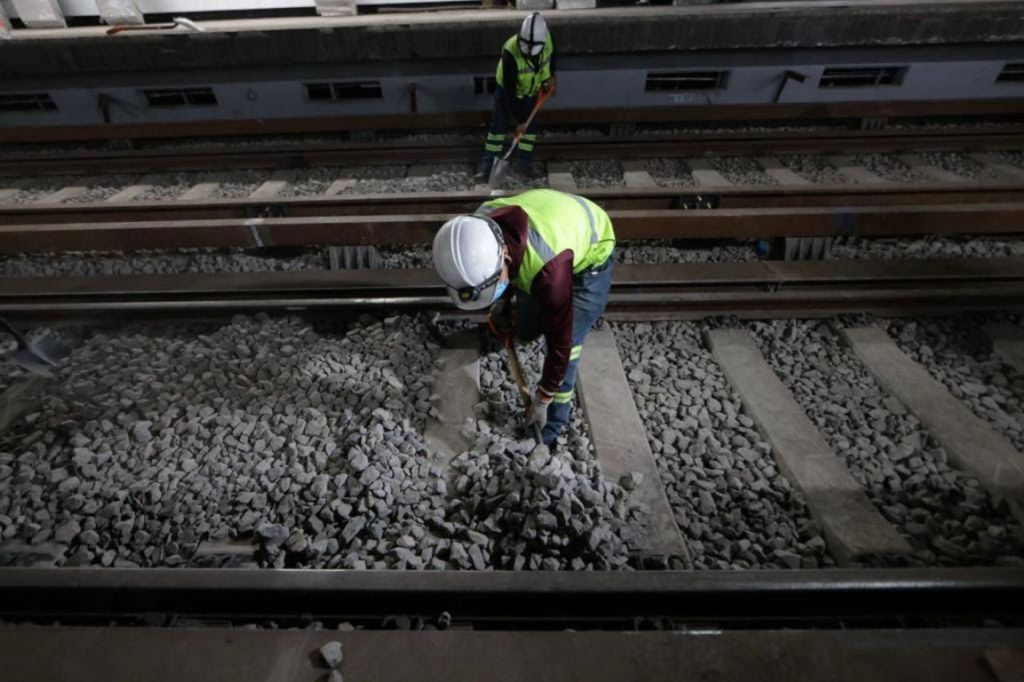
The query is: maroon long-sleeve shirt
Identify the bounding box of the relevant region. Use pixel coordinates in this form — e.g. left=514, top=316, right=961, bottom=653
left=490, top=206, right=573, bottom=396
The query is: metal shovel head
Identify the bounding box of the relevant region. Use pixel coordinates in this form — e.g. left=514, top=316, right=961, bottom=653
left=8, top=334, right=70, bottom=377
left=488, top=157, right=511, bottom=190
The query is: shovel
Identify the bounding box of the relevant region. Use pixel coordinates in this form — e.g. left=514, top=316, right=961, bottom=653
left=0, top=317, right=70, bottom=377
left=488, top=88, right=554, bottom=190
left=503, top=335, right=544, bottom=445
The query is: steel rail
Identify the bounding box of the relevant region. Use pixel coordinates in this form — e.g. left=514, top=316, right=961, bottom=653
left=2, top=126, right=1022, bottom=176
left=0, top=567, right=1020, bottom=623
left=5, top=259, right=1022, bottom=298
left=3, top=202, right=1024, bottom=253
left=2, top=182, right=1023, bottom=226
left=1, top=259, right=1021, bottom=320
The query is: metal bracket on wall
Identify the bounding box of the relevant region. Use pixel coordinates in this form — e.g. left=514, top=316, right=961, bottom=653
left=773, top=70, right=808, bottom=104
left=408, top=83, right=418, bottom=115
left=676, top=195, right=718, bottom=210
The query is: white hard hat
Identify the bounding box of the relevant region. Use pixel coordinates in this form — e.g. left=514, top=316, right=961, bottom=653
left=432, top=214, right=506, bottom=310
left=518, top=12, right=548, bottom=58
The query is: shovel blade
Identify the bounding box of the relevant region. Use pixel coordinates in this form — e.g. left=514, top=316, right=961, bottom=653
left=488, top=158, right=511, bottom=189
left=8, top=335, right=70, bottom=377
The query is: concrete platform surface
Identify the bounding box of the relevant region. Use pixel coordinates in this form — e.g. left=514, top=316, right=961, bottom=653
left=0, top=626, right=1021, bottom=682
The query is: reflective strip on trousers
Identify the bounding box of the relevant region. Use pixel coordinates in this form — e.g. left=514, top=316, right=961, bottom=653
left=569, top=344, right=583, bottom=361
left=553, top=389, right=574, bottom=404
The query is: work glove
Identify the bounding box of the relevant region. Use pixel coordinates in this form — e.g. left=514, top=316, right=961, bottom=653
left=524, top=391, right=553, bottom=432
left=541, top=78, right=556, bottom=96
left=488, top=297, right=515, bottom=339
left=515, top=123, right=528, bottom=138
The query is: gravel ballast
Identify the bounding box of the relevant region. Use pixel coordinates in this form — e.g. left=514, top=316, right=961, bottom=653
left=883, top=317, right=1024, bottom=454
left=748, top=319, right=1024, bottom=566
left=614, top=321, right=833, bottom=570
left=775, top=155, right=847, bottom=185
left=0, top=314, right=647, bottom=570
left=1, top=315, right=448, bottom=569
left=706, top=157, right=777, bottom=186
left=3, top=149, right=1022, bottom=206
left=460, top=336, right=650, bottom=569
left=829, top=236, right=1024, bottom=260
left=0, top=241, right=769, bottom=277
left=840, top=154, right=928, bottom=184
left=0, top=249, right=325, bottom=278
left=643, top=159, right=697, bottom=187
left=570, top=160, right=624, bottom=189
left=914, top=152, right=1004, bottom=182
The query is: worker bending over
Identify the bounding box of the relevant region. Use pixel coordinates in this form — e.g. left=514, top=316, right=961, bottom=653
left=474, top=12, right=556, bottom=183
left=433, top=189, right=616, bottom=445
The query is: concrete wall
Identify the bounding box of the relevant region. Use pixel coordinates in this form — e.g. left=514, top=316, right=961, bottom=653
left=2, top=45, right=1022, bottom=127
left=1, top=0, right=464, bottom=16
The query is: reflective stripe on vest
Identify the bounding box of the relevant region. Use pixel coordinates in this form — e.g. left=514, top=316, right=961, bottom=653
left=494, top=34, right=554, bottom=99
left=478, top=189, right=616, bottom=294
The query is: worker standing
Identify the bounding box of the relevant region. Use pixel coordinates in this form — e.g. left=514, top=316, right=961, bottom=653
left=432, top=189, right=616, bottom=446
left=474, top=12, right=556, bottom=183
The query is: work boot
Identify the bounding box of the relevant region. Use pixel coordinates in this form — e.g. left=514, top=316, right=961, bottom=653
left=515, top=160, right=542, bottom=182
left=474, top=157, right=494, bottom=184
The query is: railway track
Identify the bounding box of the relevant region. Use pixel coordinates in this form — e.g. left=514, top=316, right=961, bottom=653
left=0, top=307, right=1022, bottom=680
left=2, top=181, right=1024, bottom=225
left=1, top=122, right=1023, bottom=678
left=3, top=124, right=1024, bottom=177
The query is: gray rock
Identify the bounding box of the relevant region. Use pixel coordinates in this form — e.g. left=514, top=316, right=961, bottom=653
left=54, top=520, right=81, bottom=543
left=320, top=641, right=344, bottom=669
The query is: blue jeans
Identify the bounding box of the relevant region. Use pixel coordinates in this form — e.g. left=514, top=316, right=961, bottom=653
left=516, top=257, right=614, bottom=445
left=481, top=86, right=539, bottom=169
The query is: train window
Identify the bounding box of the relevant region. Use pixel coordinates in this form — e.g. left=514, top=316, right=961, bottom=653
left=304, top=82, right=383, bottom=101
left=474, top=76, right=497, bottom=95
left=819, top=67, right=906, bottom=88
left=143, top=88, right=217, bottom=107
left=0, top=93, right=58, bottom=112
left=996, top=63, right=1024, bottom=83
left=645, top=71, right=729, bottom=92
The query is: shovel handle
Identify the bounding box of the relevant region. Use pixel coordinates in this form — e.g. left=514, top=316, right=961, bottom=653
left=504, top=337, right=543, bottom=446
left=502, top=88, right=554, bottom=161
left=0, top=317, right=28, bottom=349
left=504, top=336, right=532, bottom=404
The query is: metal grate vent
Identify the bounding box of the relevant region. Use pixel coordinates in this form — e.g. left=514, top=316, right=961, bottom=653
left=819, top=67, right=906, bottom=88
left=473, top=76, right=497, bottom=95
left=143, top=88, right=217, bottom=107
left=645, top=70, right=729, bottom=92
left=305, top=82, right=383, bottom=101
left=0, top=93, right=58, bottom=112
left=996, top=63, right=1024, bottom=83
